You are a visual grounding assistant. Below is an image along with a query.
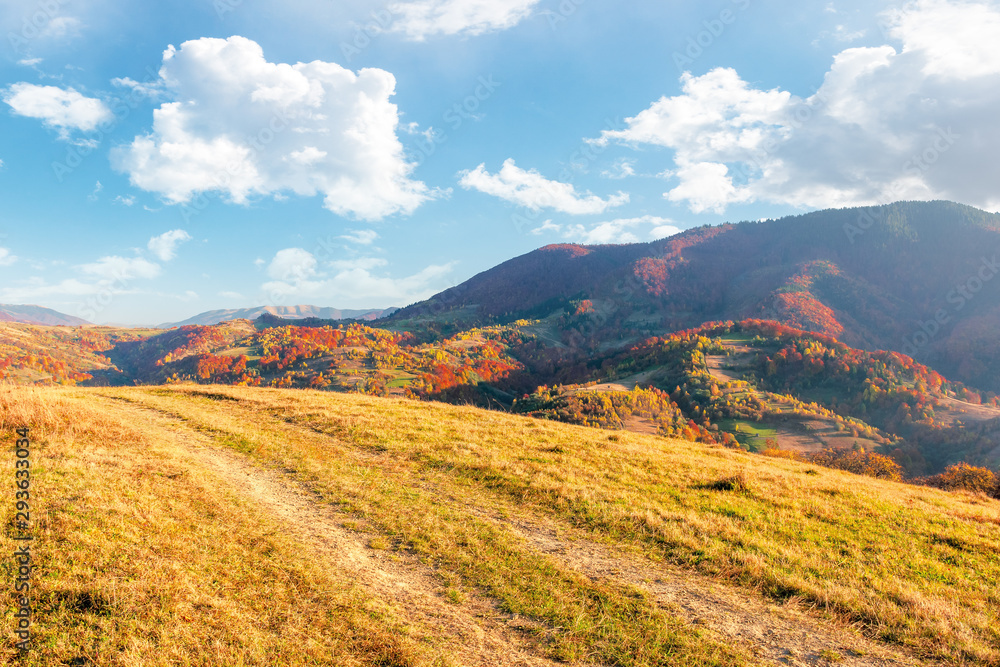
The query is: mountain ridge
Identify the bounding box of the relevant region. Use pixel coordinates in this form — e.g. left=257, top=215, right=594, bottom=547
left=0, top=303, right=90, bottom=326
left=158, top=304, right=398, bottom=328
left=391, top=200, right=1000, bottom=391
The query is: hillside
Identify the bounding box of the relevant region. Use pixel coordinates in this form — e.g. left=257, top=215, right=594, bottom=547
left=2, top=385, right=998, bottom=665
left=4, top=315, right=1000, bottom=477
left=158, top=305, right=397, bottom=328
left=0, top=304, right=89, bottom=326
left=392, top=201, right=1000, bottom=392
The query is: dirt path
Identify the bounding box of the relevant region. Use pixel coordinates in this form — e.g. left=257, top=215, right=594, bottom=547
left=104, top=393, right=937, bottom=667
left=101, top=397, right=570, bottom=667
left=936, top=395, right=1000, bottom=423
left=495, top=514, right=933, bottom=667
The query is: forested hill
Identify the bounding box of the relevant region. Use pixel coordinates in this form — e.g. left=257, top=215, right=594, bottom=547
left=392, top=201, right=1000, bottom=391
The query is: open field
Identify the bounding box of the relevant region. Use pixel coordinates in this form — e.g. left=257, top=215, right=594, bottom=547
left=2, top=385, right=999, bottom=665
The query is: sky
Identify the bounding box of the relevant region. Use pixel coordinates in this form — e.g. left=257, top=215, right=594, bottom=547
left=0, top=0, right=998, bottom=325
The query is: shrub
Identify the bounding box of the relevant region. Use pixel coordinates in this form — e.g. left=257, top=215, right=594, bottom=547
left=808, top=448, right=903, bottom=481
left=922, top=463, right=999, bottom=497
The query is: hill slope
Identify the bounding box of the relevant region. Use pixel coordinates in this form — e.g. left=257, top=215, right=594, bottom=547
left=2, top=385, right=997, bottom=665
left=393, top=201, right=1000, bottom=391
left=0, top=304, right=89, bottom=326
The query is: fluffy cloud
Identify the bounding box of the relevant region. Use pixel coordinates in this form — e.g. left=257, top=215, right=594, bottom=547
left=0, top=248, right=17, bottom=267
left=532, top=215, right=681, bottom=245
left=2, top=83, right=111, bottom=136
left=148, top=229, right=192, bottom=261
left=595, top=0, right=1000, bottom=213
left=389, top=0, right=540, bottom=40
left=113, top=36, right=431, bottom=221
left=260, top=248, right=453, bottom=307
left=78, top=256, right=161, bottom=281
left=459, top=159, right=629, bottom=214
left=267, top=248, right=318, bottom=283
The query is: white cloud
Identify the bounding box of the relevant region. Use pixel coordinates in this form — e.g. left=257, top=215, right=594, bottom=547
left=885, top=0, right=1000, bottom=79
left=594, top=0, right=1000, bottom=213
left=17, top=58, right=42, bottom=66
left=114, top=195, right=136, bottom=207
left=602, top=158, right=636, bottom=180
left=3, top=83, right=111, bottom=136
left=0, top=277, right=115, bottom=302
left=260, top=249, right=453, bottom=307
left=41, top=15, right=81, bottom=39
left=341, top=229, right=379, bottom=245
left=78, top=256, right=161, bottom=281
left=267, top=248, right=319, bottom=283
left=389, top=0, right=540, bottom=40
left=0, top=248, right=17, bottom=267
left=113, top=36, right=432, bottom=221
left=459, top=159, right=629, bottom=214
left=148, top=229, right=192, bottom=261
left=532, top=215, right=681, bottom=245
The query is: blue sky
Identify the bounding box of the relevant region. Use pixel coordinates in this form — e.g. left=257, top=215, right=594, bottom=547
left=0, top=0, right=997, bottom=325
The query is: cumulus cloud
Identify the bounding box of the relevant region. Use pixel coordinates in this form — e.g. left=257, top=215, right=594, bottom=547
left=594, top=0, right=1000, bottom=213
left=260, top=248, right=453, bottom=307
left=389, top=0, right=540, bottom=40
left=267, top=248, right=318, bottom=283
left=113, top=36, right=432, bottom=221
left=2, top=83, right=111, bottom=137
left=532, top=216, right=681, bottom=245
left=459, top=159, right=629, bottom=214
left=0, top=248, right=17, bottom=267
left=148, top=229, right=192, bottom=261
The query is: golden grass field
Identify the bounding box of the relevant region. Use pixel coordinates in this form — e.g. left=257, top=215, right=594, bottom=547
left=2, top=385, right=998, bottom=666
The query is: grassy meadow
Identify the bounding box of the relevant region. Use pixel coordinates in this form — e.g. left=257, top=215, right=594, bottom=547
left=2, top=384, right=999, bottom=665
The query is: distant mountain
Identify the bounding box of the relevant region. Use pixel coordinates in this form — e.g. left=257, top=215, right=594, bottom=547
left=0, top=304, right=90, bottom=326
left=159, top=305, right=398, bottom=328
left=392, top=201, right=1000, bottom=391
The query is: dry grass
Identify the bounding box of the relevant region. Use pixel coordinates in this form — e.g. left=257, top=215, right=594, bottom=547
left=0, top=386, right=430, bottom=665
left=4, top=384, right=1000, bottom=665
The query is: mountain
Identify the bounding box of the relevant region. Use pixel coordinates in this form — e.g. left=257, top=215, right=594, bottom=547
left=392, top=201, right=1000, bottom=391
left=159, top=305, right=397, bottom=328
left=0, top=304, right=90, bottom=326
